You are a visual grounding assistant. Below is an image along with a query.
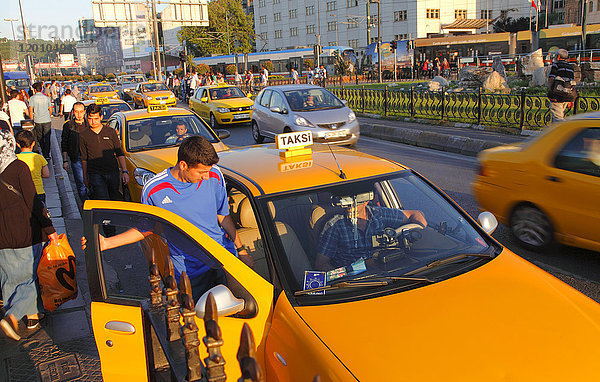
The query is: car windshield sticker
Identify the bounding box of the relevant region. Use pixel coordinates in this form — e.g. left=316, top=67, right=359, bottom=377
left=326, top=258, right=367, bottom=283
left=303, top=271, right=326, bottom=295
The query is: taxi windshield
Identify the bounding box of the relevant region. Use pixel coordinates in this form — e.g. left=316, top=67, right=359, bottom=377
left=126, top=114, right=217, bottom=151
left=284, top=88, right=344, bottom=111
left=209, top=87, right=245, bottom=100
left=90, top=85, right=114, bottom=93
left=143, top=83, right=169, bottom=92
left=120, top=75, right=145, bottom=84
left=261, top=171, right=493, bottom=302
left=101, top=103, right=132, bottom=120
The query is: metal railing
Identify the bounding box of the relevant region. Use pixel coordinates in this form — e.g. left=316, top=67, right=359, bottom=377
left=330, top=85, right=600, bottom=130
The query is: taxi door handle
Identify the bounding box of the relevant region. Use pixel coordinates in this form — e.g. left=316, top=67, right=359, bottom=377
left=105, top=321, right=136, bottom=334
left=546, top=176, right=562, bottom=182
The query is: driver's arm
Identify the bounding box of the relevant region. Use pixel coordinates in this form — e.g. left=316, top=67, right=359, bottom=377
left=402, top=210, right=427, bottom=227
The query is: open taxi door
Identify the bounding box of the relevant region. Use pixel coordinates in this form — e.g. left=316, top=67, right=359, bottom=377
left=83, top=200, right=274, bottom=380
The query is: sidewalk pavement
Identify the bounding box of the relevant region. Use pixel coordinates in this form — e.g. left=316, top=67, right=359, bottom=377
left=357, top=115, right=529, bottom=156
left=0, top=116, right=101, bottom=382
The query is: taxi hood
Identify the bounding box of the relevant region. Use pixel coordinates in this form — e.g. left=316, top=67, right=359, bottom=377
left=294, top=251, right=600, bottom=381
left=127, top=143, right=227, bottom=173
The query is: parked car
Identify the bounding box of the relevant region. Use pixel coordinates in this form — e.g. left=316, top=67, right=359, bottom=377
left=251, top=85, right=359, bottom=146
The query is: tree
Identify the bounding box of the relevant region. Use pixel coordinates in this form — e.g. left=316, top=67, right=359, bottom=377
left=332, top=51, right=352, bottom=76
left=178, top=0, right=254, bottom=57
left=262, top=60, right=274, bottom=72
left=492, top=17, right=531, bottom=33
left=225, top=64, right=237, bottom=75
left=304, top=58, right=314, bottom=69
left=197, top=63, right=210, bottom=74
left=106, top=73, right=116, bottom=80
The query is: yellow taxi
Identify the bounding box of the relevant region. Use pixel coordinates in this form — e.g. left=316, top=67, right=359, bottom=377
left=131, top=81, right=177, bottom=109
left=189, top=83, right=254, bottom=129
left=473, top=116, right=600, bottom=252
left=84, top=83, right=120, bottom=100
left=104, top=104, right=229, bottom=202
left=83, top=131, right=600, bottom=381
left=81, top=97, right=132, bottom=123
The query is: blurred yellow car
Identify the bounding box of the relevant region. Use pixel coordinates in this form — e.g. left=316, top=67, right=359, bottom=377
left=83, top=131, right=600, bottom=381
left=104, top=104, right=229, bottom=202
left=131, top=81, right=177, bottom=109
left=189, top=83, right=253, bottom=129
left=473, top=116, right=600, bottom=252
left=84, top=83, right=119, bottom=100
left=81, top=98, right=132, bottom=123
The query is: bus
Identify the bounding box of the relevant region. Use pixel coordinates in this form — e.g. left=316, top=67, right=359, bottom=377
left=3, top=71, right=32, bottom=92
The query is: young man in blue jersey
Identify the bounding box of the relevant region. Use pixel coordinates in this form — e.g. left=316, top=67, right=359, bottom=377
left=82, top=136, right=253, bottom=300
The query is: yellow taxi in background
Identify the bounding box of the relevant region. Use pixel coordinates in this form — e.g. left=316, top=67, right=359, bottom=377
left=189, top=83, right=253, bottom=129
left=131, top=81, right=177, bottom=109
left=83, top=131, right=600, bottom=381
left=81, top=97, right=132, bottom=123
left=84, top=83, right=120, bottom=100
left=104, top=104, right=229, bottom=202
left=473, top=115, right=600, bottom=252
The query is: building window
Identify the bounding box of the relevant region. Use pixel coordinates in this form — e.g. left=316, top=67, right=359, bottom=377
left=328, top=21, right=337, bottom=31
left=306, top=5, right=314, bottom=15
left=274, top=12, right=281, bottom=22
left=370, top=36, right=378, bottom=43
left=290, top=27, right=298, bottom=36
left=347, top=0, right=358, bottom=7
left=275, top=30, right=282, bottom=39
left=347, top=18, right=359, bottom=28
left=394, top=34, right=407, bottom=40
left=259, top=15, right=267, bottom=24
left=307, top=24, right=315, bottom=34
left=326, top=1, right=336, bottom=11
left=260, top=32, right=268, bottom=40
left=289, top=9, right=297, bottom=18
left=455, top=9, right=467, bottom=19
left=258, top=0, right=265, bottom=7
left=426, top=9, right=440, bottom=19
left=348, top=39, right=359, bottom=48
left=273, top=0, right=280, bottom=4
left=481, top=9, right=492, bottom=19
left=554, top=0, right=564, bottom=8
left=394, top=10, right=407, bottom=21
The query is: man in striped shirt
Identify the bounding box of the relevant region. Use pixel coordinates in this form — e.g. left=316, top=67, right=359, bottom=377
left=548, top=49, right=576, bottom=122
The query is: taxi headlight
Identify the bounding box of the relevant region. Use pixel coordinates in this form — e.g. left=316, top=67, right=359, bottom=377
left=216, top=107, right=230, bottom=113
left=133, top=168, right=156, bottom=186
left=169, top=94, right=175, bottom=98
left=294, top=115, right=314, bottom=127
left=348, top=111, right=356, bottom=122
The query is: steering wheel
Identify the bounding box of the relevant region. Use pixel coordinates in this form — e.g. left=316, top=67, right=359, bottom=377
left=394, top=223, right=425, bottom=235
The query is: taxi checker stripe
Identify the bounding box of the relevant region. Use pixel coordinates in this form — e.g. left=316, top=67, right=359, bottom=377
left=146, top=182, right=181, bottom=201
left=196, top=170, right=222, bottom=190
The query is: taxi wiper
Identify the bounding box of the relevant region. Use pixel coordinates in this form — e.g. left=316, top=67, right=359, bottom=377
left=294, top=275, right=434, bottom=296
left=403, top=253, right=494, bottom=277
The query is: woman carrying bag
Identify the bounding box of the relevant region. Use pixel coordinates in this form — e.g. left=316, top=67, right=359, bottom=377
left=0, top=130, right=58, bottom=341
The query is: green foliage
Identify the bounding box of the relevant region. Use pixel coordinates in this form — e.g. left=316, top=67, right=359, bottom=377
left=106, top=73, right=116, bottom=80
left=83, top=75, right=93, bottom=81
left=178, top=0, right=255, bottom=57
left=196, top=63, right=210, bottom=74
left=118, top=71, right=127, bottom=76
left=332, top=51, right=352, bottom=76
left=174, top=68, right=184, bottom=76
left=225, top=64, right=237, bottom=75
left=304, top=58, right=314, bottom=69
left=262, top=60, right=274, bottom=72
left=134, top=70, right=143, bottom=74
left=93, top=75, right=104, bottom=81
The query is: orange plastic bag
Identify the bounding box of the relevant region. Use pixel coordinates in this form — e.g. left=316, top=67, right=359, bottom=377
left=37, top=233, right=78, bottom=311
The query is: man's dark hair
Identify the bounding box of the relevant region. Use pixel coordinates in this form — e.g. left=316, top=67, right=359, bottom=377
left=86, top=103, right=102, bottom=116
left=177, top=136, right=218, bottom=167
left=32, top=82, right=42, bottom=92
left=73, top=101, right=85, bottom=110
left=16, top=129, right=35, bottom=148
left=65, top=89, right=71, bottom=95
left=10, top=90, right=18, bottom=99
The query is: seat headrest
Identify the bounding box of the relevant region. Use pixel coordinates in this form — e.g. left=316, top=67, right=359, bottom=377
left=309, top=205, right=326, bottom=229
left=239, top=198, right=258, bottom=228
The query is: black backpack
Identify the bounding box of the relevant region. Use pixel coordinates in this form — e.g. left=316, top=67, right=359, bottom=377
left=548, top=76, right=577, bottom=102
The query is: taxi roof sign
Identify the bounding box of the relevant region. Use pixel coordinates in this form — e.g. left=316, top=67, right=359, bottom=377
left=95, top=97, right=110, bottom=105
left=148, top=104, right=168, bottom=113
left=276, top=131, right=313, bottom=159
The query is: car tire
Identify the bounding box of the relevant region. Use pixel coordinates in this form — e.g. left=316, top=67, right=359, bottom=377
left=210, top=113, right=219, bottom=129
left=509, top=204, right=554, bottom=251
left=252, top=121, right=264, bottom=144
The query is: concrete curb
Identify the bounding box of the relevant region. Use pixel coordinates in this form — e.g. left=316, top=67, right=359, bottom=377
left=360, top=122, right=509, bottom=157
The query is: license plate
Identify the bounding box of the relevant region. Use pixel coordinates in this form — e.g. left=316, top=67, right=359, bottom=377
left=234, top=113, right=250, bottom=120
left=325, top=130, right=347, bottom=139
left=159, top=100, right=166, bottom=104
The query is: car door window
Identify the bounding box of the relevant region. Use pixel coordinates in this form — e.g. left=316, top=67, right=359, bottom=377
left=554, top=128, right=600, bottom=178
left=269, top=92, right=285, bottom=111
left=107, top=116, right=122, bottom=139
left=202, top=89, right=208, bottom=101
left=259, top=90, right=272, bottom=108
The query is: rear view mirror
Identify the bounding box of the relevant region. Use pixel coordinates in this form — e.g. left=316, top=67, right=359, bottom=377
left=477, top=211, right=498, bottom=235
left=195, top=284, right=244, bottom=318
left=270, top=106, right=282, bottom=113
left=216, top=129, right=231, bottom=139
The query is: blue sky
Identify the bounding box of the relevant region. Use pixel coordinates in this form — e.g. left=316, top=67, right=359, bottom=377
left=2, top=0, right=93, bottom=41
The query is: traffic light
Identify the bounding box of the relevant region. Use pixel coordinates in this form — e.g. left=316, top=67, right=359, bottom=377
left=390, top=40, right=397, bottom=51
left=179, top=51, right=186, bottom=62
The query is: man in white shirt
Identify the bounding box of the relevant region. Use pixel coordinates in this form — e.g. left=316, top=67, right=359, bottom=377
left=7, top=90, right=30, bottom=133
left=60, top=89, right=77, bottom=120
left=307, top=67, right=314, bottom=85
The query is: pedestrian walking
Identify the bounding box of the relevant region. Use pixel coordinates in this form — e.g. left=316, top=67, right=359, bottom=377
left=234, top=71, right=242, bottom=87
left=60, top=89, right=77, bottom=120
left=61, top=102, right=88, bottom=201
left=307, top=67, right=314, bottom=85
left=318, top=65, right=327, bottom=87
left=261, top=66, right=269, bottom=87
left=548, top=49, right=576, bottom=122
left=8, top=89, right=30, bottom=134
left=15, top=130, right=50, bottom=205
left=0, top=130, right=58, bottom=341
left=50, top=80, right=60, bottom=116
left=71, top=85, right=80, bottom=101
left=28, top=82, right=53, bottom=160
left=291, top=67, right=299, bottom=84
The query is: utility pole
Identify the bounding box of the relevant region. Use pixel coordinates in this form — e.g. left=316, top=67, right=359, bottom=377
left=366, top=2, right=371, bottom=47
left=18, top=0, right=34, bottom=80
left=151, top=0, right=162, bottom=81
left=316, top=0, right=321, bottom=68
left=581, top=0, right=588, bottom=50
left=371, top=0, right=382, bottom=83
left=226, top=10, right=231, bottom=55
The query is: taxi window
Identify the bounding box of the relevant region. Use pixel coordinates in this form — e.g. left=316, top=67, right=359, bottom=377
left=269, top=91, right=285, bottom=110
left=554, top=128, right=600, bottom=177
left=209, top=87, right=245, bottom=100
left=90, top=85, right=114, bottom=93
left=107, top=117, right=122, bottom=138
left=102, top=103, right=131, bottom=121
left=143, top=83, right=169, bottom=92
left=202, top=89, right=208, bottom=100
left=259, top=90, right=272, bottom=108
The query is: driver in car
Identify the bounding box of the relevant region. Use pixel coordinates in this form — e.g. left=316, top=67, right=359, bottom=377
left=315, top=191, right=427, bottom=270
left=166, top=122, right=191, bottom=144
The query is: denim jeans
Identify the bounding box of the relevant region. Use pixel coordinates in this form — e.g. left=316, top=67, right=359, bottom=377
left=33, top=122, right=52, bottom=158
left=70, top=159, right=88, bottom=201
left=88, top=172, right=122, bottom=201
left=0, top=244, right=43, bottom=319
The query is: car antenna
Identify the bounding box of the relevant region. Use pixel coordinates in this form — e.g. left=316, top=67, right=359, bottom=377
left=327, top=144, right=346, bottom=179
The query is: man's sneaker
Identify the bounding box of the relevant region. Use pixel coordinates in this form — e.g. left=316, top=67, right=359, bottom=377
left=26, top=318, right=40, bottom=330
left=0, top=318, right=20, bottom=341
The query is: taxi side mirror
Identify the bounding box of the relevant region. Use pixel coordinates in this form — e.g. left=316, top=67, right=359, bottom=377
left=270, top=106, right=282, bottom=113
left=195, top=284, right=244, bottom=318
left=216, top=129, right=231, bottom=139
left=247, top=93, right=253, bottom=98
left=201, top=97, right=208, bottom=103
left=477, top=211, right=498, bottom=235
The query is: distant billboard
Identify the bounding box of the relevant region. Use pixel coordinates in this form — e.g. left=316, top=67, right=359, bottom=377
left=92, top=0, right=209, bottom=27
left=60, top=54, right=75, bottom=66
left=363, top=41, right=413, bottom=69
left=96, top=27, right=123, bottom=67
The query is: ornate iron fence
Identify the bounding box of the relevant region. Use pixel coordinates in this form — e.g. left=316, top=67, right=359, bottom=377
left=330, top=86, right=600, bottom=130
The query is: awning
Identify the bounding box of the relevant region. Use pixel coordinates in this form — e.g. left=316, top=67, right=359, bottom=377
left=442, top=19, right=490, bottom=30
